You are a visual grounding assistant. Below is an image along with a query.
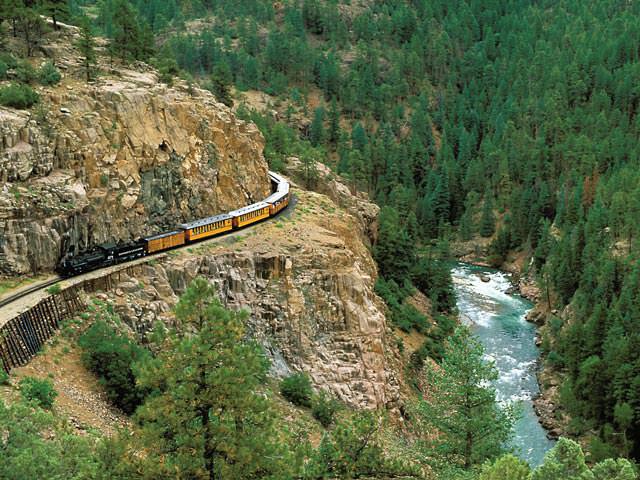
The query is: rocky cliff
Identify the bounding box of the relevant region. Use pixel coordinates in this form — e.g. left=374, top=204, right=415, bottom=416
left=0, top=28, right=270, bottom=275
left=91, top=187, right=399, bottom=409
left=1, top=25, right=404, bottom=411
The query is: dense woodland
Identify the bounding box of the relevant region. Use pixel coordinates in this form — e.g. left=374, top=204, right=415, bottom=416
left=2, top=0, right=640, bottom=476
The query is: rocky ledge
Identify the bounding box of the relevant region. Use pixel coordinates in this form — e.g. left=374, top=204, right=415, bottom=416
left=87, top=187, right=399, bottom=410
left=0, top=25, right=270, bottom=275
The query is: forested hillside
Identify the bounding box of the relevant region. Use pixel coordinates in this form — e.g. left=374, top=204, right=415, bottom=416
left=46, top=0, right=640, bottom=462
left=58, top=0, right=640, bottom=461
left=4, top=0, right=640, bottom=473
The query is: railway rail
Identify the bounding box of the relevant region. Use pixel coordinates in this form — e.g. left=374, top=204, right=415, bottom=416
left=0, top=172, right=292, bottom=372
left=0, top=278, right=61, bottom=310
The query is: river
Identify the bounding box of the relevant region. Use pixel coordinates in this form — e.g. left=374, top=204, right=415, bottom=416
left=451, top=262, right=555, bottom=466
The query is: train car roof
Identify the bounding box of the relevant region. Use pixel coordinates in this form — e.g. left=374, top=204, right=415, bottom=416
left=179, top=213, right=233, bottom=230
left=264, top=190, right=289, bottom=204
left=268, top=171, right=286, bottom=184
left=143, top=230, right=184, bottom=241
left=229, top=202, right=270, bottom=217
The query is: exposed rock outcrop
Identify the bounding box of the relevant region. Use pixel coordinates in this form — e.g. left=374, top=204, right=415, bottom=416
left=93, top=189, right=399, bottom=410
left=1, top=43, right=270, bottom=274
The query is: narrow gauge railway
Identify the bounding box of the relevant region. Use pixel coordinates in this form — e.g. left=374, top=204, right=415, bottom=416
left=56, top=171, right=290, bottom=277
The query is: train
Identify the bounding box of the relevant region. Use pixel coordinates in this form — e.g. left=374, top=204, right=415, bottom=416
left=56, top=171, right=290, bottom=277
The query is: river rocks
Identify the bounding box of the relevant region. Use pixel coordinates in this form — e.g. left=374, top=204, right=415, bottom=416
left=480, top=275, right=490, bottom=282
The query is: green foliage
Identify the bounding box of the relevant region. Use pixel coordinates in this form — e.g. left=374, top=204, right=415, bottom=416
left=375, top=276, right=428, bottom=333
left=0, top=83, right=39, bottom=109
left=304, top=411, right=419, bottom=479
left=0, top=398, right=100, bottom=479
left=133, top=277, right=298, bottom=479
left=15, top=60, right=37, bottom=83
left=78, top=319, right=149, bottom=414
left=483, top=441, right=638, bottom=480
left=19, top=376, right=57, bottom=409
left=0, top=363, right=9, bottom=385
left=413, top=326, right=516, bottom=470
left=37, top=61, right=61, bottom=85
left=75, top=16, right=97, bottom=82
left=46, top=283, right=61, bottom=295
left=479, top=195, right=496, bottom=238
left=207, top=62, right=233, bottom=106
left=281, top=372, right=313, bottom=408
left=479, top=454, right=531, bottom=480
left=311, top=391, right=340, bottom=428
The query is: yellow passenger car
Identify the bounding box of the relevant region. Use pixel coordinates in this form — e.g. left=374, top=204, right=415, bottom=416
left=179, top=213, right=233, bottom=242
left=230, top=202, right=271, bottom=228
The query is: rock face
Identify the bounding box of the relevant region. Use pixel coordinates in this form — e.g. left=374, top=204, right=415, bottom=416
left=0, top=64, right=270, bottom=274
left=98, top=189, right=399, bottom=410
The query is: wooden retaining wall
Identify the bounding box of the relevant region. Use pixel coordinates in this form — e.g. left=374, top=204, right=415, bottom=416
left=0, top=286, right=85, bottom=373
left=0, top=263, right=149, bottom=373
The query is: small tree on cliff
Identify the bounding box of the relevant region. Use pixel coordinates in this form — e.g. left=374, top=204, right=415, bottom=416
left=76, top=16, right=96, bottom=82
left=412, top=326, right=516, bottom=471
left=134, top=278, right=298, bottom=479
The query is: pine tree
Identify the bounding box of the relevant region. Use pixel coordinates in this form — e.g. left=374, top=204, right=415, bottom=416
left=413, top=326, right=516, bottom=469
left=309, top=106, right=325, bottom=146
left=209, top=62, right=233, bottom=107
left=328, top=97, right=340, bottom=145
left=134, top=278, right=298, bottom=479
left=480, top=193, right=496, bottom=237
left=76, top=16, right=96, bottom=82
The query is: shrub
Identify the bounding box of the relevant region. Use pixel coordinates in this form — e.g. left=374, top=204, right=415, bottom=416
left=0, top=363, right=8, bottom=385
left=79, top=320, right=150, bottom=414
left=0, top=52, right=17, bottom=69
left=280, top=372, right=313, bottom=408
left=0, top=60, right=7, bottom=80
left=38, top=61, right=61, bottom=86
left=312, top=391, right=340, bottom=427
left=0, top=83, right=39, bottom=109
left=19, top=377, right=57, bottom=409
left=15, top=61, right=37, bottom=84
left=46, top=284, right=61, bottom=295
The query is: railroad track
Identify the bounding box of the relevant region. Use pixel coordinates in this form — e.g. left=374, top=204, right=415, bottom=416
left=0, top=192, right=297, bottom=315
left=0, top=277, right=61, bottom=310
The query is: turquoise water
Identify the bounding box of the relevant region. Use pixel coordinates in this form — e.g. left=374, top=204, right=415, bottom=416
left=451, top=263, right=555, bottom=467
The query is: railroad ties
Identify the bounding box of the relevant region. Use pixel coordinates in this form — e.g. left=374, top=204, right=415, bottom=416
left=0, top=286, right=85, bottom=373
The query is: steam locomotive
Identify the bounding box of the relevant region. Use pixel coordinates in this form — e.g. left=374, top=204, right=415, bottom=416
left=56, top=171, right=290, bottom=277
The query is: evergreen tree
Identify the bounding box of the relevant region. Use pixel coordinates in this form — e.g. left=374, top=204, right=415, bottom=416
left=75, top=16, right=96, bottom=82
left=134, top=278, right=298, bottom=479
left=309, top=106, right=325, bottom=146
left=209, top=62, right=233, bottom=107
left=480, top=193, right=496, bottom=238
left=413, top=326, right=516, bottom=470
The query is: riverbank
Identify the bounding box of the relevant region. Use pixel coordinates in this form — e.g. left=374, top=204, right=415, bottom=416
left=451, top=239, right=566, bottom=442
left=451, top=263, right=555, bottom=465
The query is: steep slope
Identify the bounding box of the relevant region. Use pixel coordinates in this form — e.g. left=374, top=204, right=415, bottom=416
left=88, top=186, right=400, bottom=410
left=0, top=26, right=270, bottom=275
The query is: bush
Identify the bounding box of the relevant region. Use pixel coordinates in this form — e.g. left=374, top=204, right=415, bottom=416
left=0, top=83, right=39, bottom=109
left=38, top=61, right=61, bottom=86
left=15, top=60, right=37, bottom=84
left=312, top=392, right=340, bottom=427
left=280, top=372, right=313, bottom=407
left=19, top=377, right=57, bottom=409
left=0, top=60, right=7, bottom=80
left=79, top=320, right=150, bottom=414
left=0, top=363, right=8, bottom=385
left=0, top=52, right=17, bottom=70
